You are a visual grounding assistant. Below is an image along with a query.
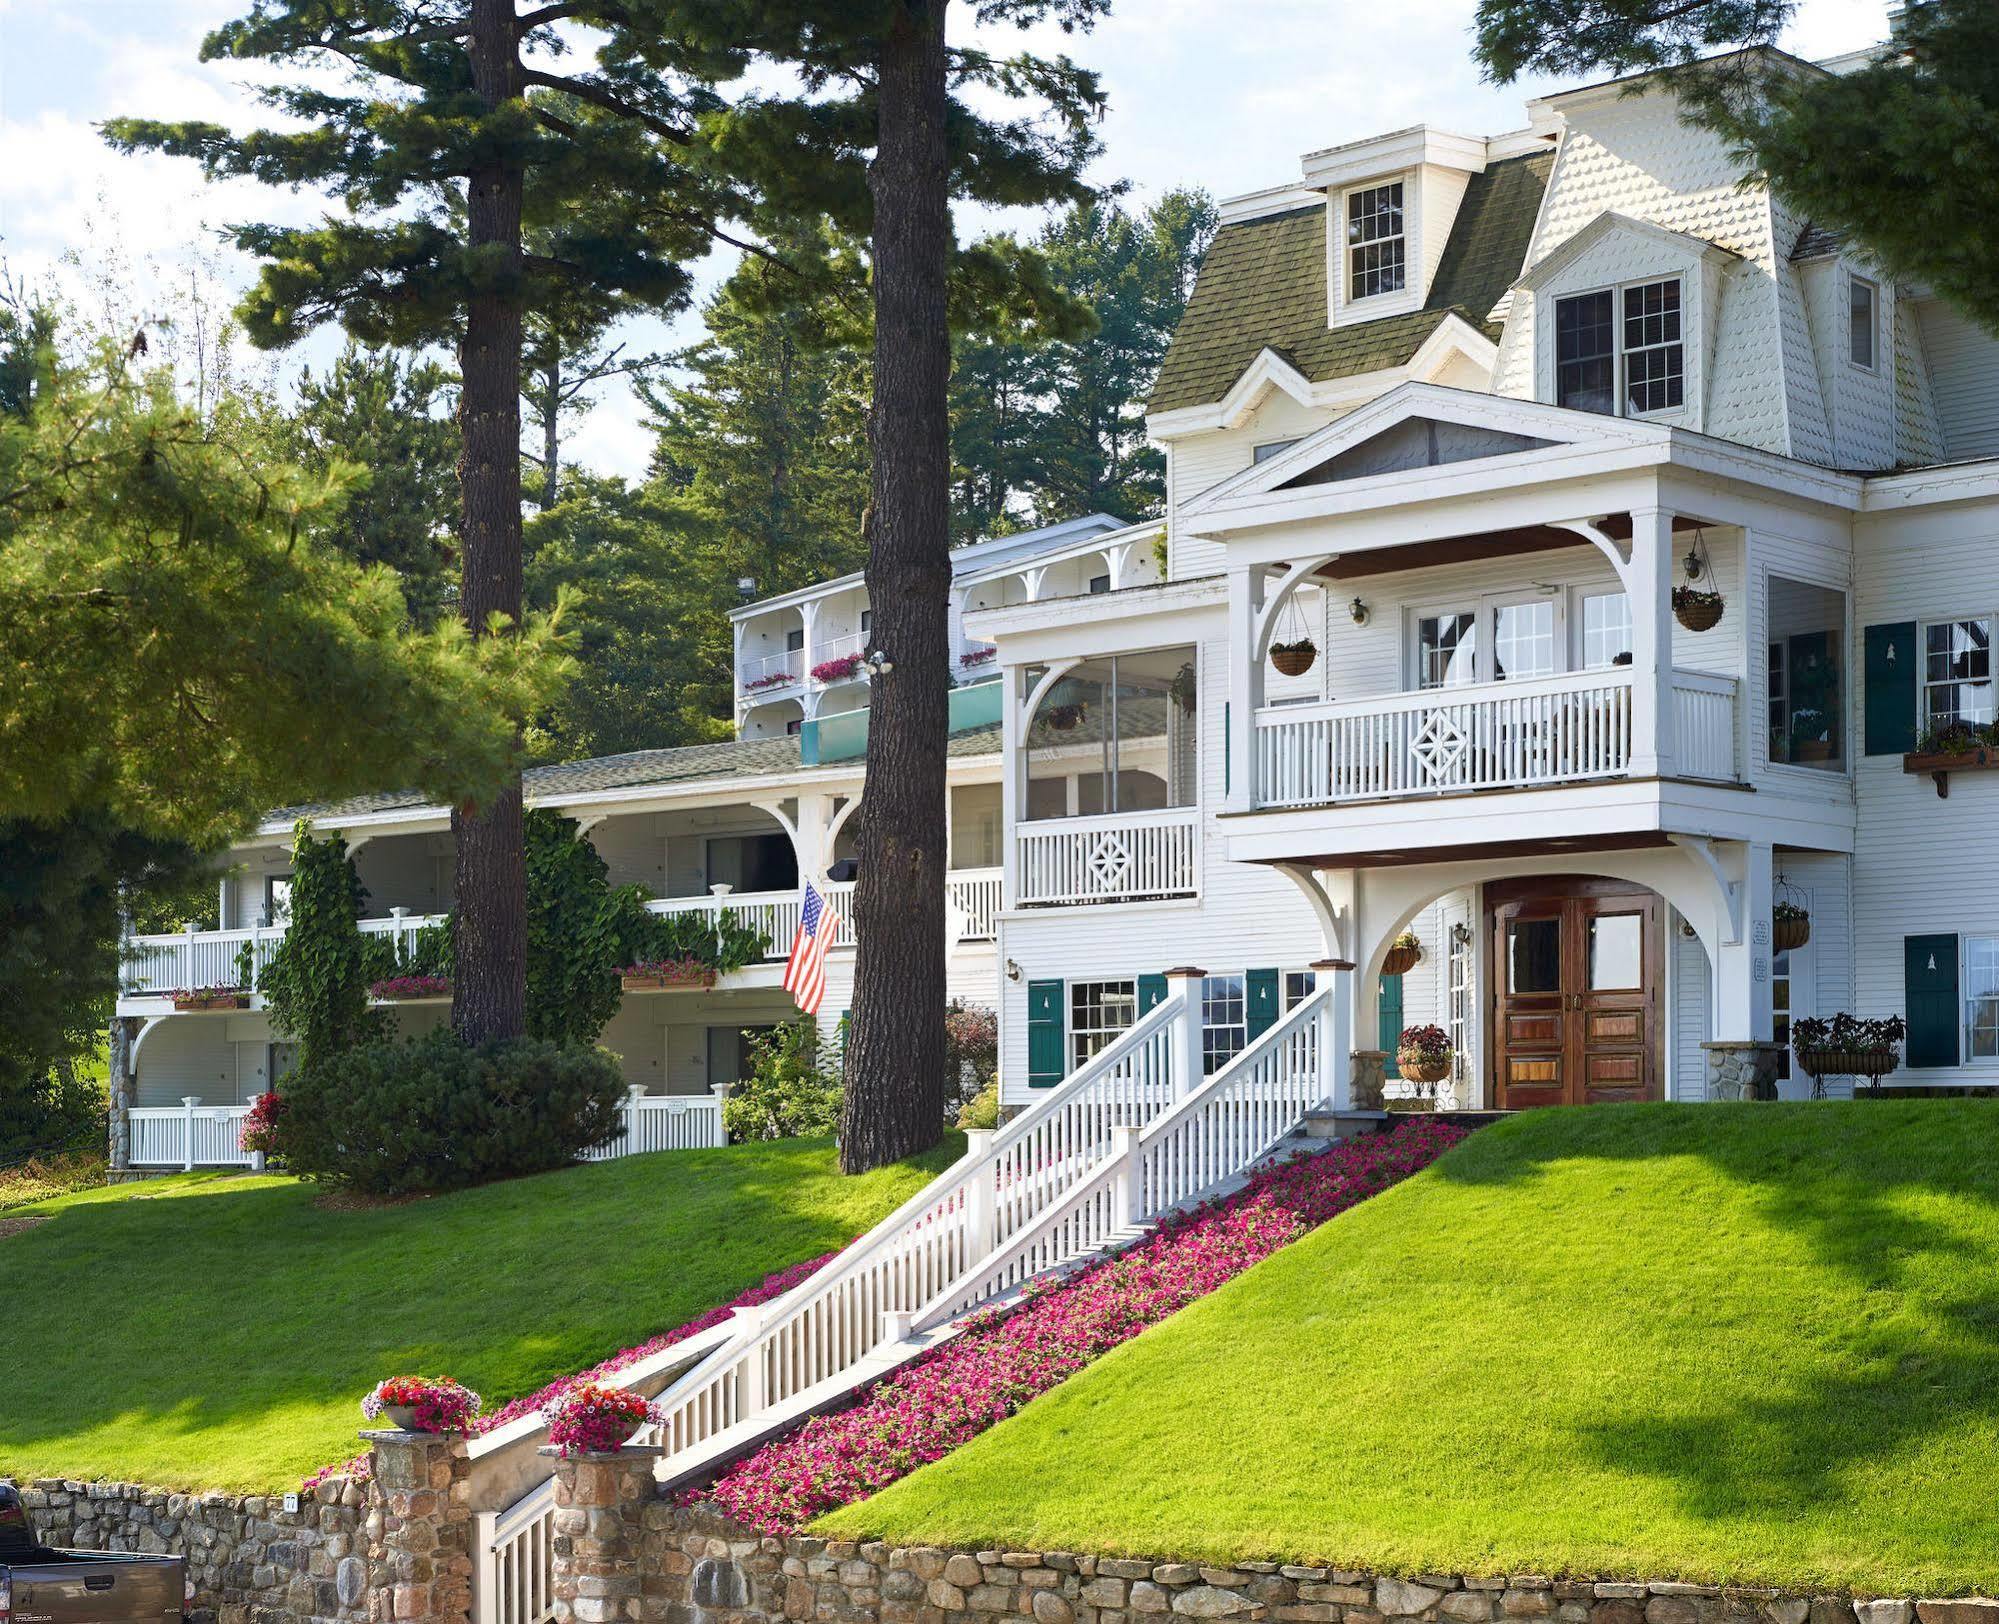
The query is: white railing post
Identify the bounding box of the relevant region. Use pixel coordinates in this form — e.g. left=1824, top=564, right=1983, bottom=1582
left=962, top=1128, right=996, bottom=1262
left=1111, top=1125, right=1144, bottom=1227
left=708, top=1081, right=732, bottom=1146
left=1311, top=960, right=1354, bottom=1109
left=181, top=920, right=198, bottom=992
left=1163, top=966, right=1207, bottom=1100
left=181, top=1096, right=200, bottom=1171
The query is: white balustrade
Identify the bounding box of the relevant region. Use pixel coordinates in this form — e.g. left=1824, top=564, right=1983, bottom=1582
left=128, top=1102, right=257, bottom=1170
left=810, top=631, right=867, bottom=680
left=738, top=648, right=803, bottom=693
left=1253, top=667, right=1741, bottom=808
left=473, top=1483, right=557, bottom=1624
left=1671, top=672, right=1739, bottom=781
left=645, top=890, right=800, bottom=959
left=122, top=913, right=449, bottom=996
left=946, top=869, right=1002, bottom=939
left=581, top=1087, right=729, bottom=1161
left=1015, top=808, right=1199, bottom=907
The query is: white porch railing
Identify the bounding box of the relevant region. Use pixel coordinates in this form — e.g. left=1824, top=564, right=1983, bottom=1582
left=129, top=1101, right=258, bottom=1170
left=1015, top=807, right=1199, bottom=906
left=1252, top=667, right=1739, bottom=808
left=738, top=649, right=802, bottom=693
left=810, top=631, right=867, bottom=679
left=580, top=1087, right=728, bottom=1160
left=947, top=869, right=1002, bottom=939
left=123, top=913, right=449, bottom=996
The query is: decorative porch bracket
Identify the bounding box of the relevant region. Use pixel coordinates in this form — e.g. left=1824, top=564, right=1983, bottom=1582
left=1669, top=834, right=1744, bottom=945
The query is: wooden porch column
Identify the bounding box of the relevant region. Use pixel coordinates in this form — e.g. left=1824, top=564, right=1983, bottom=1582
left=1628, top=506, right=1678, bottom=779
left=1225, top=563, right=1266, bottom=813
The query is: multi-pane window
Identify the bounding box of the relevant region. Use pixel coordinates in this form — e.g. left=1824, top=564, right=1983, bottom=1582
left=1767, top=577, right=1847, bottom=771
left=1070, top=980, right=1137, bottom=1071
left=1446, top=924, right=1473, bottom=1101
left=1622, top=279, right=1684, bottom=413
left=1346, top=183, right=1406, bottom=301
left=1965, top=938, right=1999, bottom=1060
left=1492, top=600, right=1556, bottom=681
left=1771, top=947, right=1793, bottom=1084
left=1089, top=574, right=1111, bottom=594
left=1416, top=612, right=1478, bottom=688
left=1849, top=276, right=1878, bottom=370
left=1201, top=974, right=1247, bottom=1075
left=1923, top=618, right=1995, bottom=726
left=1554, top=290, right=1616, bottom=414
left=1282, top=970, right=1318, bottom=1011
left=1580, top=591, right=1632, bottom=669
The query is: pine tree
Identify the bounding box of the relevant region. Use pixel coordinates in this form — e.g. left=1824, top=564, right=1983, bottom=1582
left=107, top=3, right=748, bottom=1045
left=290, top=344, right=460, bottom=624
left=1471, top=0, right=1999, bottom=332
left=696, top=0, right=1110, bottom=1171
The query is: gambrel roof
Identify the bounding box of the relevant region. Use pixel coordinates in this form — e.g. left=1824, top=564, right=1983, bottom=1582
left=1147, top=150, right=1553, bottom=415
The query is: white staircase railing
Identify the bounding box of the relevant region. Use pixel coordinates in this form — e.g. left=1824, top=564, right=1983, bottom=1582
left=911, top=983, right=1335, bottom=1330
left=640, top=991, right=1186, bottom=1460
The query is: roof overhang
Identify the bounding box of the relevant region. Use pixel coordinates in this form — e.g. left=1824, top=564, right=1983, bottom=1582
left=1299, top=124, right=1488, bottom=191
left=964, top=576, right=1226, bottom=662
left=1512, top=210, right=1740, bottom=293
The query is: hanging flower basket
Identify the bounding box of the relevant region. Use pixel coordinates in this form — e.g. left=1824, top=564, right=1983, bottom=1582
left=1270, top=640, right=1318, bottom=677
left=1395, top=1024, right=1454, bottom=1085
left=1380, top=933, right=1422, bottom=977
left=1045, top=703, right=1086, bottom=732
left=1673, top=586, right=1725, bottom=633
left=1168, top=661, right=1198, bottom=714
left=1772, top=903, right=1811, bottom=952
left=619, top=958, right=717, bottom=992
left=172, top=987, right=250, bottom=1012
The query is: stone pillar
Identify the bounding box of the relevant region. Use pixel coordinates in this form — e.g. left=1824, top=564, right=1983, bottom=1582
left=1350, top=1050, right=1389, bottom=1112
left=1702, top=1040, right=1784, bottom=1102
left=545, top=1448, right=662, bottom=1624
left=107, top=1014, right=142, bottom=1174
left=363, top=1431, right=473, bottom=1624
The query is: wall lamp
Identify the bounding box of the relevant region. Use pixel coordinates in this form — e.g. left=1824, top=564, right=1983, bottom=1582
left=1349, top=596, right=1370, bottom=627
left=864, top=648, right=895, bottom=676
left=1005, top=958, right=1022, bottom=983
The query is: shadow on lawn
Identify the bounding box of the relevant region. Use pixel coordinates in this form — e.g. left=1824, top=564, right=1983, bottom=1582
left=1431, top=1100, right=1999, bottom=1529
left=0, top=1135, right=958, bottom=1483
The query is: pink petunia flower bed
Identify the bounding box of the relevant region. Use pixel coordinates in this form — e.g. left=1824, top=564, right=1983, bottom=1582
left=698, top=1117, right=1469, bottom=1534
left=300, top=1247, right=843, bottom=1493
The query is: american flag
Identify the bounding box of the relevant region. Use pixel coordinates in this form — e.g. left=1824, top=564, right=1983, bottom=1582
left=782, top=882, right=842, bottom=1016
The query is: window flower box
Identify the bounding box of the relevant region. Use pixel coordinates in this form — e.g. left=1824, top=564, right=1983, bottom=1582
left=1792, top=1013, right=1905, bottom=1099
left=619, top=958, right=717, bottom=992
left=1904, top=721, right=1999, bottom=796
left=811, top=652, right=866, bottom=683
left=368, top=974, right=453, bottom=1001
left=171, top=987, right=250, bottom=1012
left=742, top=672, right=793, bottom=693
left=958, top=647, right=997, bottom=669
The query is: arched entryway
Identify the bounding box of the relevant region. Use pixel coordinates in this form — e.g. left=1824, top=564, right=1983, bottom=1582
left=1487, top=876, right=1662, bottom=1107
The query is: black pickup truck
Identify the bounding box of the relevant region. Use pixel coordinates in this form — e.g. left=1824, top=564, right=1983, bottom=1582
left=0, top=1484, right=186, bottom=1624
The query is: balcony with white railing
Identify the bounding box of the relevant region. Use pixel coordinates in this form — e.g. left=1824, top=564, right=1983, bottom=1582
left=1015, top=807, right=1200, bottom=907
left=1251, top=668, right=1740, bottom=810
left=123, top=912, right=449, bottom=999
left=737, top=648, right=804, bottom=699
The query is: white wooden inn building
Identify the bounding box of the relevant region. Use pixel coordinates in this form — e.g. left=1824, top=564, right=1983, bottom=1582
left=113, top=47, right=1999, bottom=1165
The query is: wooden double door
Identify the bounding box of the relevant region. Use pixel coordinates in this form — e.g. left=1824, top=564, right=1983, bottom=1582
left=1488, top=878, right=1660, bottom=1108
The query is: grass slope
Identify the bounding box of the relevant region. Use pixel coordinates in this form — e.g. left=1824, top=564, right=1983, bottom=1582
left=821, top=1104, right=1999, bottom=1595
left=0, top=1134, right=958, bottom=1493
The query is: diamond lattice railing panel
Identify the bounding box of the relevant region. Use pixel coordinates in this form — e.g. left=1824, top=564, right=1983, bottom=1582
left=1085, top=830, right=1135, bottom=894
left=1408, top=708, right=1472, bottom=785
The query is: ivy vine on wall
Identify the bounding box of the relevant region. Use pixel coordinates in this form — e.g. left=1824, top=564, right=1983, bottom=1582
left=258, top=822, right=385, bottom=1067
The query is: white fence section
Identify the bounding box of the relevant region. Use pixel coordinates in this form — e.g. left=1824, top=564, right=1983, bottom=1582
left=1015, top=807, right=1199, bottom=906
left=1671, top=672, right=1739, bottom=781
left=810, top=632, right=867, bottom=678
left=472, top=1486, right=557, bottom=1624
left=946, top=869, right=1003, bottom=939
left=581, top=1088, right=729, bottom=1160
left=123, top=913, right=449, bottom=996
left=647, top=889, right=801, bottom=959
left=1252, top=667, right=1741, bottom=808
left=738, top=649, right=803, bottom=693
left=128, top=1101, right=258, bottom=1170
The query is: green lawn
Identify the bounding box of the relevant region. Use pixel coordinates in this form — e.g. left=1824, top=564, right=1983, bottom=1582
left=0, top=1134, right=958, bottom=1492
left=821, top=1103, right=1999, bottom=1595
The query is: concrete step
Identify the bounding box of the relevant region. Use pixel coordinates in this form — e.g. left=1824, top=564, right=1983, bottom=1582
left=1300, top=1108, right=1391, bottom=1140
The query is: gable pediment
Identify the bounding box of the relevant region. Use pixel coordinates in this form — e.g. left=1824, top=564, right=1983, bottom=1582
left=1514, top=210, right=1740, bottom=294
left=1279, top=416, right=1556, bottom=487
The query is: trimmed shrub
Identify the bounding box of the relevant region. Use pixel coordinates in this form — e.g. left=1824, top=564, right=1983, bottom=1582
left=956, top=1081, right=999, bottom=1131
left=268, top=1030, right=627, bottom=1195
left=723, top=1021, right=842, bottom=1142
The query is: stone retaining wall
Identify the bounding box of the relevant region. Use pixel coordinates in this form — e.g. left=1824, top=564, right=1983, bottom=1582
left=20, top=1474, right=369, bottom=1624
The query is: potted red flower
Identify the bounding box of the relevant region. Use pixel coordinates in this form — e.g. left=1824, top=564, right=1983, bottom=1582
left=1395, top=1024, right=1454, bottom=1085
left=618, top=957, right=717, bottom=992
left=362, top=1375, right=481, bottom=1433
left=542, top=1382, right=665, bottom=1455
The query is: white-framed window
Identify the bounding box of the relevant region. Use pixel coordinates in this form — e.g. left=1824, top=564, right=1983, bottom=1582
left=1446, top=922, right=1473, bottom=1095
left=1089, top=573, right=1110, bottom=594
left=1966, top=938, right=1999, bottom=1061
left=1578, top=590, right=1632, bottom=669
left=1415, top=609, right=1478, bottom=689
left=861, top=608, right=873, bottom=636
left=786, top=626, right=805, bottom=652
left=1252, top=439, right=1298, bottom=465
left=1282, top=968, right=1318, bottom=1011
left=1491, top=596, right=1557, bottom=682
left=1848, top=275, right=1878, bottom=371
left=1070, top=980, right=1138, bottom=1071
left=1412, top=593, right=1565, bottom=688
left=1553, top=277, right=1684, bottom=417
left=1921, top=617, right=1995, bottom=727
left=1201, top=973, right=1247, bottom=1075
left=1772, top=945, right=1794, bottom=1084
left=1345, top=182, right=1406, bottom=301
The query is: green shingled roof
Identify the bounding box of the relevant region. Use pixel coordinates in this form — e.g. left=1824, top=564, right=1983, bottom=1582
left=1148, top=150, right=1554, bottom=416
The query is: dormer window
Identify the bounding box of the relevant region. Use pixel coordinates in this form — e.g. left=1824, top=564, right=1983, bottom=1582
left=1848, top=275, right=1878, bottom=370
left=1553, top=276, right=1683, bottom=417
left=1345, top=182, right=1406, bottom=300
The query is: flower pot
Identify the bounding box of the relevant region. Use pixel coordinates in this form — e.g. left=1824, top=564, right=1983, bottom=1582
left=1796, top=1046, right=1899, bottom=1082
left=1380, top=942, right=1421, bottom=977
left=1270, top=644, right=1317, bottom=677
left=382, top=1404, right=421, bottom=1431
left=1772, top=915, right=1811, bottom=952
left=173, top=991, right=249, bottom=1012
left=620, top=970, right=716, bottom=992
left=1673, top=591, right=1724, bottom=633
left=1396, top=1051, right=1453, bottom=1085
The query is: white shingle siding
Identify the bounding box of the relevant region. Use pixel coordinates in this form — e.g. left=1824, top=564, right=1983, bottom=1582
left=1168, top=393, right=1350, bottom=580
left=1913, top=297, right=1999, bottom=463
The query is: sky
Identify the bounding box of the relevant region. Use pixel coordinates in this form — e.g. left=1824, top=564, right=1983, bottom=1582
left=0, top=0, right=1892, bottom=482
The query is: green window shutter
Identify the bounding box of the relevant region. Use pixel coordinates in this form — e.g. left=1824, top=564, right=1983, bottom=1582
left=1379, top=973, right=1405, bottom=1078
left=1864, top=622, right=1917, bottom=756
left=1905, top=934, right=1960, bottom=1069
left=1246, top=967, right=1280, bottom=1039
left=1027, top=979, right=1066, bottom=1088
left=1137, top=974, right=1167, bottom=1015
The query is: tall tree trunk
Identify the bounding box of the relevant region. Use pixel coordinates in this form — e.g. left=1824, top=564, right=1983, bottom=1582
left=451, top=0, right=528, bottom=1047
left=539, top=357, right=561, bottom=510
left=840, top=0, right=950, bottom=1173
